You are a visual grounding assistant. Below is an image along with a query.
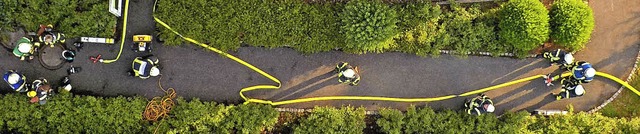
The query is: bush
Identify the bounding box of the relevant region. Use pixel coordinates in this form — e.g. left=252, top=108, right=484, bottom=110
left=499, top=0, right=550, bottom=57
left=293, top=106, right=366, bottom=134
left=392, top=1, right=443, bottom=56
left=7, top=0, right=115, bottom=37
left=377, top=108, right=405, bottom=134
left=340, top=0, right=398, bottom=53
left=550, top=0, right=595, bottom=51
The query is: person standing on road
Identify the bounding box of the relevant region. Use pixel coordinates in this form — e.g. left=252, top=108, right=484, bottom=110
left=465, top=94, right=495, bottom=115
left=3, top=70, right=28, bottom=92
left=129, top=55, right=160, bottom=79
left=336, top=62, right=360, bottom=86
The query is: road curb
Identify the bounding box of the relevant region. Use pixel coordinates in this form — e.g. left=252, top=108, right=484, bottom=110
left=587, top=46, right=640, bottom=113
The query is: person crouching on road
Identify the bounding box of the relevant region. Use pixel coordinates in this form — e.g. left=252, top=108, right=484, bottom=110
left=543, top=49, right=574, bottom=68
left=129, top=56, right=160, bottom=79
left=38, top=24, right=66, bottom=47
left=29, top=78, right=52, bottom=105
left=3, top=70, right=28, bottom=92
left=336, top=62, right=360, bottom=86
left=543, top=61, right=596, bottom=86
left=12, top=37, right=38, bottom=60
left=554, top=78, right=585, bottom=100
left=465, top=94, right=495, bottom=115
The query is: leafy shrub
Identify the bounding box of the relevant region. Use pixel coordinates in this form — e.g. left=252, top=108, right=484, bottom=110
left=393, top=1, right=443, bottom=56
left=340, top=0, right=398, bottom=53
left=377, top=108, right=405, bottom=134
left=0, top=0, right=18, bottom=31
left=499, top=0, right=550, bottom=57
left=8, top=0, right=115, bottom=37
left=224, top=103, right=279, bottom=133
left=294, top=106, right=366, bottom=134
left=550, top=0, right=595, bottom=51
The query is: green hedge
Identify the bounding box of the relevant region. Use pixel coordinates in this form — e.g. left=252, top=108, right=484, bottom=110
left=156, top=0, right=517, bottom=57
left=377, top=106, right=640, bottom=134
left=293, top=106, right=366, bottom=134
left=499, top=0, right=550, bottom=57
left=340, top=0, right=398, bottom=53
left=1, top=0, right=116, bottom=37
left=550, top=0, right=595, bottom=51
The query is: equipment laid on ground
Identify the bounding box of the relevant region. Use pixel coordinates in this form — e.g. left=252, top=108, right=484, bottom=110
left=90, top=54, right=102, bottom=63
left=79, top=37, right=115, bottom=44
left=132, top=35, right=153, bottom=52
left=532, top=109, right=568, bottom=116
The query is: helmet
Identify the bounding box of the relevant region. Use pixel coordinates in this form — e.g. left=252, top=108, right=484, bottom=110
left=150, top=66, right=160, bottom=77
left=485, top=104, right=495, bottom=113
left=575, top=85, right=585, bottom=95
left=27, top=91, right=37, bottom=98
left=7, top=73, right=21, bottom=84
left=585, top=68, right=596, bottom=78
left=17, top=43, right=32, bottom=53
left=44, top=35, right=53, bottom=42
left=563, top=54, right=574, bottom=64
left=342, top=69, right=355, bottom=78
left=62, top=84, right=72, bottom=92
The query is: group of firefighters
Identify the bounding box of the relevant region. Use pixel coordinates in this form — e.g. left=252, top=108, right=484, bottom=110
left=2, top=24, right=163, bottom=105
left=462, top=49, right=597, bottom=115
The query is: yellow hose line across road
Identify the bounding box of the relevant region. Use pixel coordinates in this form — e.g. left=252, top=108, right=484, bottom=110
left=152, top=5, right=638, bottom=106
left=101, top=0, right=129, bottom=64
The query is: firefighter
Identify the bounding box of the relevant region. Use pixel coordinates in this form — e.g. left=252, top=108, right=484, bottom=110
left=129, top=56, right=160, bottom=79
left=543, top=61, right=596, bottom=86
left=465, top=94, right=495, bottom=115
left=336, top=62, right=360, bottom=86
left=543, top=49, right=574, bottom=68
left=3, top=70, right=28, bottom=92
left=12, top=37, right=39, bottom=60
left=38, top=24, right=66, bottom=47
left=30, top=78, right=52, bottom=105
left=554, top=78, right=585, bottom=100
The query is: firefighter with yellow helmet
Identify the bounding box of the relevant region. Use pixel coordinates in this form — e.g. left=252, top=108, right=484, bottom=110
left=129, top=55, right=160, bottom=79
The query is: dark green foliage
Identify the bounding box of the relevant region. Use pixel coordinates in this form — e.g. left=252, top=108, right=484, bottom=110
left=0, top=0, right=18, bottom=31
left=0, top=93, right=148, bottom=133
left=340, top=0, right=398, bottom=53
left=224, top=104, right=279, bottom=133
left=392, top=1, right=443, bottom=56
left=499, top=0, right=550, bottom=57
left=550, top=0, right=595, bottom=51
left=293, top=106, right=366, bottom=134
left=377, top=108, right=405, bottom=134
left=6, top=0, right=115, bottom=37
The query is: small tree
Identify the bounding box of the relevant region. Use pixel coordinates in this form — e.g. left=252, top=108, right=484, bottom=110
left=550, top=0, right=595, bottom=51
left=340, top=0, right=398, bottom=53
left=499, top=0, right=550, bottom=57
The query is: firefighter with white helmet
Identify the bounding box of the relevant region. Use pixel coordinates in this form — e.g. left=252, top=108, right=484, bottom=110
left=129, top=55, right=160, bottom=79
left=465, top=94, right=495, bottom=115
left=12, top=37, right=38, bottom=60
left=336, top=62, right=360, bottom=86
left=544, top=61, right=596, bottom=86
left=3, top=70, right=28, bottom=92
left=543, top=49, right=574, bottom=68
left=554, top=78, right=586, bottom=100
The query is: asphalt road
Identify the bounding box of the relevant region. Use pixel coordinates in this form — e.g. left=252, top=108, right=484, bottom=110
left=0, top=0, right=638, bottom=115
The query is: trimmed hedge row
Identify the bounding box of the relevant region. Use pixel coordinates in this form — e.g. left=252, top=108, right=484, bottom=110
left=1, top=93, right=639, bottom=133
left=377, top=106, right=640, bottom=134
left=156, top=0, right=595, bottom=57
left=0, top=0, right=116, bottom=38
left=0, top=93, right=279, bottom=133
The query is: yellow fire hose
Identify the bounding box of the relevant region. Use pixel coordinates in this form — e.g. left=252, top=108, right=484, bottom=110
left=101, top=0, right=130, bottom=64
left=152, top=1, right=640, bottom=106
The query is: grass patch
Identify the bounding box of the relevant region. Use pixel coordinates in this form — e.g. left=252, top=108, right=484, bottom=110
left=601, top=68, right=640, bottom=118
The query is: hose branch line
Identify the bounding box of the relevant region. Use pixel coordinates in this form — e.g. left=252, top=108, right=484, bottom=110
left=101, top=0, right=129, bottom=64
left=152, top=1, right=637, bottom=106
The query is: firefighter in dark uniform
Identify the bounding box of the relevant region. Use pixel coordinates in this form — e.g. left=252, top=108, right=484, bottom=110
left=544, top=61, right=596, bottom=86
left=554, top=78, right=585, bottom=100
left=543, top=49, right=574, bottom=68
left=335, top=62, right=360, bottom=86
left=129, top=56, right=160, bottom=79
left=465, top=94, right=495, bottom=115
left=3, top=70, right=28, bottom=92
left=38, top=24, right=66, bottom=47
